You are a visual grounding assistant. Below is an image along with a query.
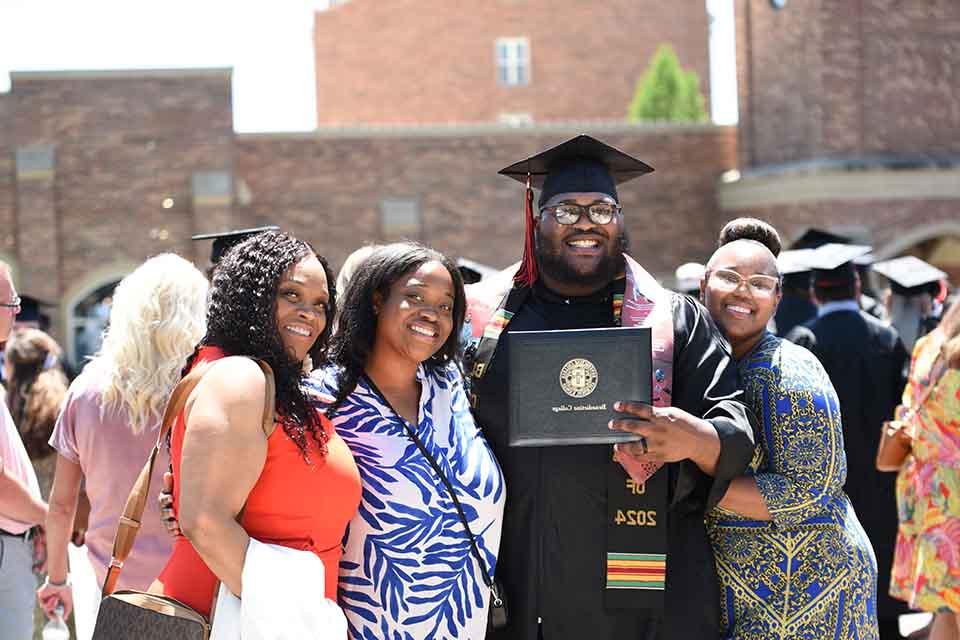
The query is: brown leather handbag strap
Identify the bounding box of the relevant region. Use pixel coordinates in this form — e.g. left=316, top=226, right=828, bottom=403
left=102, top=357, right=276, bottom=597
left=904, top=354, right=948, bottom=423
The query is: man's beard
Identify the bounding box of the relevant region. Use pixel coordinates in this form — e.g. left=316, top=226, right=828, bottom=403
left=536, top=232, right=627, bottom=292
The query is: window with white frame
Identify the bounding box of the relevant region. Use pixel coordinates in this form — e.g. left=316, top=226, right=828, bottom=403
left=495, top=37, right=530, bottom=87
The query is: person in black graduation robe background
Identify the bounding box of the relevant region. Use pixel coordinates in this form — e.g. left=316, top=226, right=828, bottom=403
left=467, top=136, right=754, bottom=640
left=873, top=255, right=949, bottom=354
left=786, top=244, right=910, bottom=640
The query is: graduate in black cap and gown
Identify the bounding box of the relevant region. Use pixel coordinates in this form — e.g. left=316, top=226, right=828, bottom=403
left=774, top=229, right=854, bottom=336
left=873, top=256, right=948, bottom=353
left=773, top=248, right=817, bottom=336
left=465, top=135, right=754, bottom=639
left=786, top=244, right=910, bottom=639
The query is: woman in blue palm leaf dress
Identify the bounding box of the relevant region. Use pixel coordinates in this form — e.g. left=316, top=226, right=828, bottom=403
left=310, top=243, right=504, bottom=640
left=700, top=229, right=879, bottom=640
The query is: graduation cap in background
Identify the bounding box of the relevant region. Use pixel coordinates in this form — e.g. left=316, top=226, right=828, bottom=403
left=788, top=228, right=852, bottom=251
left=456, top=257, right=499, bottom=285
left=674, top=262, right=705, bottom=294
left=191, top=226, right=280, bottom=265
left=14, top=295, right=53, bottom=331
left=498, top=135, right=655, bottom=287
left=872, top=256, right=947, bottom=297
left=806, top=243, right=872, bottom=288
left=777, top=249, right=815, bottom=276
left=775, top=248, right=813, bottom=290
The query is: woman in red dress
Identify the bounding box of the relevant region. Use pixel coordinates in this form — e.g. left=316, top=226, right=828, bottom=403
left=151, top=231, right=361, bottom=618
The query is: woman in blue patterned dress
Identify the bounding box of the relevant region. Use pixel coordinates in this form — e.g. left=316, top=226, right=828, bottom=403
left=310, top=242, right=505, bottom=640
left=700, top=232, right=879, bottom=639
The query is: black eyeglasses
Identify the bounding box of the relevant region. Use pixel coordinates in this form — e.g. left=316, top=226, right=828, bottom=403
left=0, top=295, right=21, bottom=309
left=540, top=202, right=621, bottom=226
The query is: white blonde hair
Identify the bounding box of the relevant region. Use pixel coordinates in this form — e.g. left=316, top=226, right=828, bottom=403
left=96, top=253, right=208, bottom=434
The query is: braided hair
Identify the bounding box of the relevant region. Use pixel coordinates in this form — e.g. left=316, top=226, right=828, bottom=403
left=196, top=231, right=336, bottom=458
left=326, top=242, right=466, bottom=417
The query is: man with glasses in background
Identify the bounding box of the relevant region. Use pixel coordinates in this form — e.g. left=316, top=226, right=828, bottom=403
left=465, top=136, right=754, bottom=639
left=0, top=260, right=48, bottom=638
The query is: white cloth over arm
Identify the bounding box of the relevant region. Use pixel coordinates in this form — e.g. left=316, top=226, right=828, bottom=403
left=210, top=538, right=347, bottom=640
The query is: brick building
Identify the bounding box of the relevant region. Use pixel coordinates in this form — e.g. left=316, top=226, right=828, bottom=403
left=722, top=0, right=960, bottom=279
left=313, top=0, right=710, bottom=125
left=0, top=70, right=734, bottom=362
left=3, top=1, right=957, bottom=362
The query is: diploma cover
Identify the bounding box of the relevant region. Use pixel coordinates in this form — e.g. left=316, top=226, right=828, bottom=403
left=467, top=255, right=673, bottom=611
left=506, top=326, right=652, bottom=447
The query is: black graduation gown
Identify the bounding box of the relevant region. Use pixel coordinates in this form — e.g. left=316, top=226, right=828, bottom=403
left=473, top=281, right=754, bottom=640
left=786, top=309, right=910, bottom=628
left=774, top=292, right=817, bottom=337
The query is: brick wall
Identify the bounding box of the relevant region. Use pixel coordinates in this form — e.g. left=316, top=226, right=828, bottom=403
left=737, top=0, right=960, bottom=168
left=732, top=199, right=956, bottom=251
left=3, top=66, right=956, bottom=358
left=729, top=198, right=960, bottom=282
left=235, top=125, right=737, bottom=277
left=0, top=92, right=15, bottom=261
left=7, top=70, right=235, bottom=281
left=314, top=0, right=710, bottom=125
left=0, top=71, right=735, bottom=354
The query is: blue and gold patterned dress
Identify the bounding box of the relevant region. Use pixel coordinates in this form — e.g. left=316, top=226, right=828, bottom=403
left=706, top=333, right=879, bottom=639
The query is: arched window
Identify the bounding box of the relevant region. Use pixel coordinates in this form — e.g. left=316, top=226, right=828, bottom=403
left=61, top=263, right=137, bottom=368
left=71, top=280, right=121, bottom=366
left=876, top=221, right=960, bottom=285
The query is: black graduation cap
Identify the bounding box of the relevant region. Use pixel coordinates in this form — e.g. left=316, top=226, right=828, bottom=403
left=777, top=249, right=814, bottom=276
left=806, top=243, right=872, bottom=287
left=191, top=226, right=280, bottom=264
left=872, top=256, right=947, bottom=296
left=775, top=249, right=814, bottom=290
left=788, top=228, right=852, bottom=250
left=456, top=257, right=499, bottom=285
left=500, top=134, right=654, bottom=205
left=498, top=135, right=654, bottom=287
left=15, top=295, right=53, bottom=330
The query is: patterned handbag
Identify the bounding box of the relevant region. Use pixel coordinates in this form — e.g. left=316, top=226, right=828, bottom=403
left=92, top=358, right=275, bottom=640
left=876, top=354, right=945, bottom=472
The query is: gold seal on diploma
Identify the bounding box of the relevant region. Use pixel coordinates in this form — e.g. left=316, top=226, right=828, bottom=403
left=559, top=358, right=599, bottom=398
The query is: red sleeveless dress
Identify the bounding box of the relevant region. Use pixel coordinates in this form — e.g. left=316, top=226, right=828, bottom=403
left=153, top=347, right=360, bottom=617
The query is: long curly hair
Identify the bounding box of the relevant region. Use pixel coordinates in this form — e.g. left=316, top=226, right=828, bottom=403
left=97, top=253, right=209, bottom=434
left=326, top=242, right=465, bottom=416
left=4, top=328, right=68, bottom=459
left=199, top=231, right=336, bottom=458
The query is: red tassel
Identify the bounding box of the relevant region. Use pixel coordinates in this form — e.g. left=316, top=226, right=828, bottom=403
left=513, top=174, right=538, bottom=288
left=936, top=279, right=948, bottom=304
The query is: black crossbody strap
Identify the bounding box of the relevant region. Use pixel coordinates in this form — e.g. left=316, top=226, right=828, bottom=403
left=362, top=374, right=497, bottom=593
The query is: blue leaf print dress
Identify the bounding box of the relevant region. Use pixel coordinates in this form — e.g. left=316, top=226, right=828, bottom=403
left=308, top=363, right=505, bottom=640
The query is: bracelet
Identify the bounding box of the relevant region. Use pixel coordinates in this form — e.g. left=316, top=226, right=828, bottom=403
left=44, top=575, right=71, bottom=588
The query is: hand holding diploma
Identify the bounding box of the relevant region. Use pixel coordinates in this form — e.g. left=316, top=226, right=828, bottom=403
left=609, top=400, right=721, bottom=478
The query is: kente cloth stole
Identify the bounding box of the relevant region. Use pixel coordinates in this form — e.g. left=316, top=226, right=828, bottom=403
left=468, top=254, right=674, bottom=611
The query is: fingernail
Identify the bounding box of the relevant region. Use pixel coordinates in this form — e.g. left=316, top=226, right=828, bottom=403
left=614, top=402, right=622, bottom=411
left=608, top=420, right=614, bottom=429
